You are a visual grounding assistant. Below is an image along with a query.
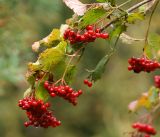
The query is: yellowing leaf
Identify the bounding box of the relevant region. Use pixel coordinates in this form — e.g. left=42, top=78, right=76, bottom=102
left=127, top=12, right=144, bottom=24
left=28, top=41, right=67, bottom=72
left=41, top=29, right=61, bottom=47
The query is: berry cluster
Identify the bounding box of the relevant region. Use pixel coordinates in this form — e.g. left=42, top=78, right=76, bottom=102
left=128, top=57, right=160, bottom=73
left=44, top=81, right=83, bottom=105
left=154, top=75, right=160, bottom=88
left=63, top=25, right=109, bottom=45
left=83, top=79, right=92, bottom=87
left=18, top=98, right=61, bottom=128
left=132, top=122, right=156, bottom=137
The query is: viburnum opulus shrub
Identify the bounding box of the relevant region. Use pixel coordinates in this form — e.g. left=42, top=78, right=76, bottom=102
left=18, top=0, right=160, bottom=136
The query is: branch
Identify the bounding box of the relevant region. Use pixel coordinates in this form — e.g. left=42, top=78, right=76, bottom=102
left=101, top=0, right=154, bottom=31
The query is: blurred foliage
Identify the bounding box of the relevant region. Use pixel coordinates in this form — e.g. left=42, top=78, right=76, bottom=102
left=0, top=0, right=160, bottom=137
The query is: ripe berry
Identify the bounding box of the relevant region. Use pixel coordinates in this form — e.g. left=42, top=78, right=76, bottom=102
left=100, top=33, right=109, bottom=39
left=154, top=75, right=160, bottom=88
left=86, top=25, right=93, bottom=30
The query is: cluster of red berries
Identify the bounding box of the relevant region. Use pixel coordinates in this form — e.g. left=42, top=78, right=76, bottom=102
left=44, top=81, right=83, bottom=105
left=128, top=57, right=160, bottom=73
left=154, top=75, right=160, bottom=88
left=18, top=98, right=61, bottom=128
left=132, top=122, right=156, bottom=137
left=63, top=25, right=109, bottom=45
left=83, top=79, right=92, bottom=87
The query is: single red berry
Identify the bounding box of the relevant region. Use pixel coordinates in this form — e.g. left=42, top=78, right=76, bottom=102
left=84, top=79, right=89, bottom=85
left=86, top=25, right=93, bottom=30
left=87, top=82, right=92, bottom=87
left=100, top=33, right=109, bottom=39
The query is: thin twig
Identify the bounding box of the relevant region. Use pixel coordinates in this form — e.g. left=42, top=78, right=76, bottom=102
left=101, top=0, right=154, bottom=31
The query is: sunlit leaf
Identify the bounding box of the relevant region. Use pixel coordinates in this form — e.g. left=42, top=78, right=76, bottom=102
left=28, top=41, right=67, bottom=72
left=78, top=7, right=106, bottom=29
left=35, top=81, right=49, bottom=101
left=41, top=29, right=61, bottom=47
left=127, top=12, right=145, bottom=24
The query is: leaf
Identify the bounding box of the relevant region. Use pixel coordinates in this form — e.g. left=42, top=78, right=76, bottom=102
left=63, top=0, right=87, bottom=16
left=35, top=81, right=50, bottom=101
left=148, top=86, right=159, bottom=104
left=88, top=54, right=110, bottom=82
left=129, top=87, right=160, bottom=112
left=127, top=12, right=145, bottom=24
left=52, top=60, right=76, bottom=84
left=65, top=65, right=76, bottom=84
left=144, top=33, right=160, bottom=59
left=78, top=7, right=106, bottom=29
left=28, top=41, right=67, bottom=72
left=25, top=70, right=36, bottom=85
left=41, top=29, right=61, bottom=47
left=109, top=23, right=126, bottom=45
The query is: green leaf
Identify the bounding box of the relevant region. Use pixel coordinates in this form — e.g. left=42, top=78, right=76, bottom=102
left=65, top=65, right=76, bottom=84
left=130, top=86, right=160, bottom=112
left=28, top=41, right=67, bottom=72
left=144, top=33, right=160, bottom=59
left=35, top=81, right=49, bottom=101
left=109, top=23, right=126, bottom=45
left=148, top=86, right=159, bottom=104
left=78, top=7, right=106, bottom=29
left=89, top=54, right=110, bottom=81
left=41, top=29, right=61, bottom=47
left=53, top=60, right=76, bottom=84
left=127, top=12, right=145, bottom=24
left=25, top=71, right=36, bottom=85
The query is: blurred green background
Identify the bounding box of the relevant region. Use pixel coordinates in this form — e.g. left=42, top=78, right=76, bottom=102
left=0, top=0, right=160, bottom=137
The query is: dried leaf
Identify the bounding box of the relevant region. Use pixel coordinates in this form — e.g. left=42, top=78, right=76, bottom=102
left=63, top=0, right=87, bottom=16
left=120, top=33, right=144, bottom=44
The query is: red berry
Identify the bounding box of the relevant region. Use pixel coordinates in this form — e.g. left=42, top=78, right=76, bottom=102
left=100, top=33, right=109, bottom=39
left=86, top=25, right=93, bottom=30
left=84, top=79, right=89, bottom=84
left=87, top=82, right=92, bottom=87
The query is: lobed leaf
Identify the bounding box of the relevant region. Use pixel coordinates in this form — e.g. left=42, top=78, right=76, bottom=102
left=41, top=29, right=61, bottom=47
left=28, top=41, right=67, bottom=72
